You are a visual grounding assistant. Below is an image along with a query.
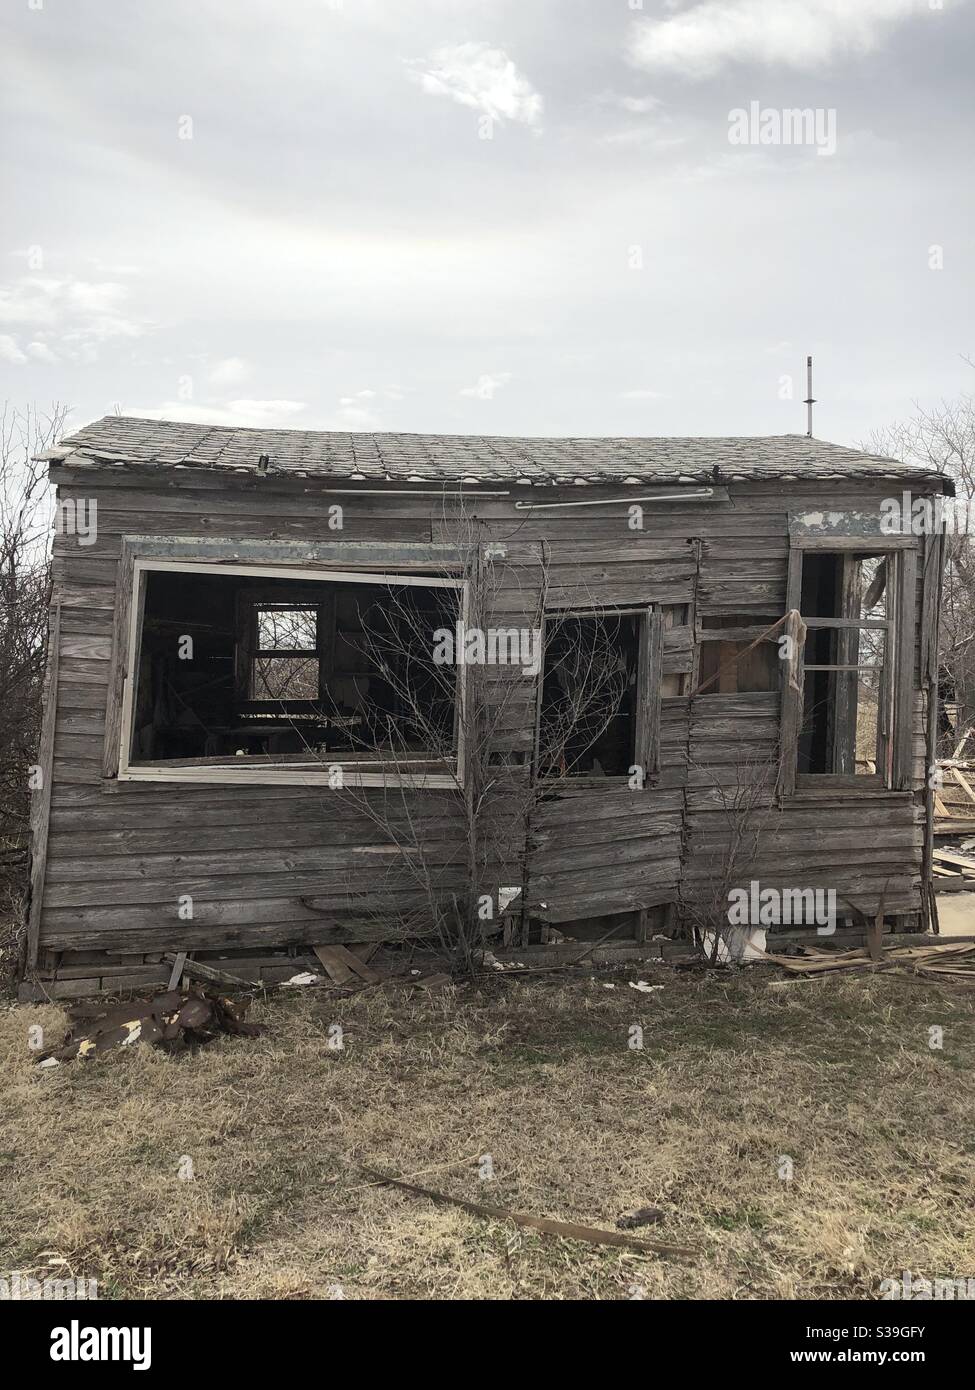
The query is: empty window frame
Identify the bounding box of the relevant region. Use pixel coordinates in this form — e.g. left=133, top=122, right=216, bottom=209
left=249, top=602, right=320, bottom=701
left=536, top=607, right=661, bottom=781
left=786, top=548, right=915, bottom=788
left=117, top=561, right=464, bottom=786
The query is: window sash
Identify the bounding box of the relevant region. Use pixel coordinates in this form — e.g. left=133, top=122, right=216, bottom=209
left=778, top=545, right=916, bottom=794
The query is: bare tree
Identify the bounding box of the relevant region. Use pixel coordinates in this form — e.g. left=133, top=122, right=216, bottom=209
left=268, top=507, right=636, bottom=974
left=678, top=749, right=779, bottom=965
left=0, top=403, right=65, bottom=898
left=862, top=376, right=975, bottom=747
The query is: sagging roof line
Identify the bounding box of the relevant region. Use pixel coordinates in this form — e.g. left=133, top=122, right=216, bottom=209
left=40, top=416, right=951, bottom=491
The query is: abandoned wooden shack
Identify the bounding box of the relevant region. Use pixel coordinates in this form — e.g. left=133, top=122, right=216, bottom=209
left=22, top=417, right=952, bottom=997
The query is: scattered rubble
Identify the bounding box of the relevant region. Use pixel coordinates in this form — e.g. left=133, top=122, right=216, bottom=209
left=617, top=1206, right=666, bottom=1230
left=765, top=939, right=975, bottom=982
left=35, top=989, right=262, bottom=1066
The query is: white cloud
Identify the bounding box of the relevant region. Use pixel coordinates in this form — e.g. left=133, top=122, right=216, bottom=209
left=331, top=386, right=407, bottom=426
left=600, top=127, right=686, bottom=150
left=619, top=388, right=664, bottom=400
left=0, top=334, right=27, bottom=365
left=618, top=95, right=663, bottom=113
left=91, top=260, right=142, bottom=276
left=408, top=43, right=543, bottom=126
left=228, top=398, right=306, bottom=423
left=332, top=388, right=388, bottom=428
left=628, top=0, right=923, bottom=79
left=596, top=92, right=663, bottom=114
left=0, top=275, right=146, bottom=361
left=208, top=356, right=250, bottom=386
left=459, top=372, right=512, bottom=400
left=127, top=399, right=307, bottom=428
left=27, top=340, right=59, bottom=364
left=331, top=404, right=380, bottom=429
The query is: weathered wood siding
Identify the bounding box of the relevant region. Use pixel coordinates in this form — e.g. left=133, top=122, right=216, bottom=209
left=35, top=469, right=935, bottom=958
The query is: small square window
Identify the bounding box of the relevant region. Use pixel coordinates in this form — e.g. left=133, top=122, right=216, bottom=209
left=256, top=605, right=317, bottom=651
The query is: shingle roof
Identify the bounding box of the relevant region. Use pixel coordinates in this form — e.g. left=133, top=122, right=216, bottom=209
left=46, top=415, right=947, bottom=488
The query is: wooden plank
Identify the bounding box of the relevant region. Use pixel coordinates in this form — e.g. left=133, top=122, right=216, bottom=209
left=348, top=942, right=381, bottom=965
left=27, top=604, right=60, bottom=968
left=932, top=849, right=975, bottom=876
left=337, top=945, right=381, bottom=983
left=120, top=536, right=460, bottom=570
left=892, top=547, right=918, bottom=790
left=951, top=766, right=975, bottom=803
left=312, top=944, right=359, bottom=985
left=162, top=952, right=259, bottom=986
left=102, top=544, right=135, bottom=777
left=167, top=950, right=187, bottom=989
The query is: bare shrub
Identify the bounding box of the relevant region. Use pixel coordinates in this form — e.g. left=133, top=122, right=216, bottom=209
left=272, top=509, right=634, bottom=974
left=679, top=749, right=779, bottom=965
left=0, top=403, right=64, bottom=968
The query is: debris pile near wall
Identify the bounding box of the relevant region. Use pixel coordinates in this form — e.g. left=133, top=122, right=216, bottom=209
left=35, top=988, right=262, bottom=1066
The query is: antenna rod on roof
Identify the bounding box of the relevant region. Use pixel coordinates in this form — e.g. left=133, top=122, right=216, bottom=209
left=803, top=355, right=816, bottom=438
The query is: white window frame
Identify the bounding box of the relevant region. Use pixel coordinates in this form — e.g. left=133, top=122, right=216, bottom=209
left=115, top=556, right=467, bottom=789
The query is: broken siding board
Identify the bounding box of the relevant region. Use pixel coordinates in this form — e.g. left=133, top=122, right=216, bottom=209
left=312, top=944, right=359, bottom=985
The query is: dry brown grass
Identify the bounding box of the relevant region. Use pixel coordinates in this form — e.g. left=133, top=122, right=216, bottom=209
left=2, top=965, right=975, bottom=1300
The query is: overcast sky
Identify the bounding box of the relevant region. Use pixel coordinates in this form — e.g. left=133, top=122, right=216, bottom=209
left=2, top=0, right=973, bottom=448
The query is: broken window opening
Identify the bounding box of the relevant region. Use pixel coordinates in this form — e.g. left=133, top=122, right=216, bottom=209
left=537, top=610, right=645, bottom=778
left=125, top=567, right=462, bottom=778
left=796, top=552, right=894, bottom=778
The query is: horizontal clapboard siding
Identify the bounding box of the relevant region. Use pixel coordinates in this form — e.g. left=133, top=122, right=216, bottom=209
left=35, top=473, right=934, bottom=956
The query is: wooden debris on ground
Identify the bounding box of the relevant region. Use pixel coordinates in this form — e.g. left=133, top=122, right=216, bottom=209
left=312, top=943, right=381, bottom=986
left=35, top=988, right=262, bottom=1066
left=765, top=939, right=975, bottom=983
left=617, top=1206, right=666, bottom=1230
left=157, top=944, right=391, bottom=993
left=162, top=953, right=260, bottom=988
left=360, top=1168, right=696, bottom=1260
left=932, top=847, right=975, bottom=881
left=934, top=733, right=975, bottom=835
left=166, top=950, right=187, bottom=990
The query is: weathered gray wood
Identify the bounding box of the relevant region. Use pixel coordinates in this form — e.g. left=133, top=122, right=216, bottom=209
left=920, top=530, right=946, bottom=927
left=102, top=546, right=135, bottom=777
left=27, top=604, right=60, bottom=967
left=33, top=466, right=945, bottom=969
left=121, top=535, right=462, bottom=569
left=892, top=547, right=918, bottom=790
